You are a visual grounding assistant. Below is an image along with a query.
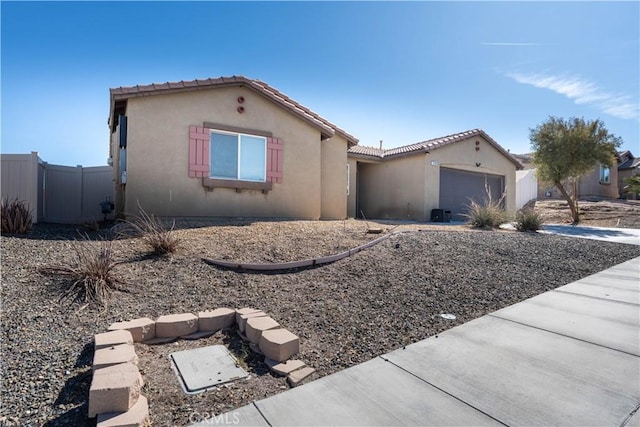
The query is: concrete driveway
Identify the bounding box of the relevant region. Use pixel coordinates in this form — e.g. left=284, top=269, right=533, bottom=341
left=539, top=224, right=640, bottom=245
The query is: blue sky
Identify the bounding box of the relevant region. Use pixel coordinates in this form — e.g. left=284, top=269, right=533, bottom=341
left=2, top=1, right=638, bottom=166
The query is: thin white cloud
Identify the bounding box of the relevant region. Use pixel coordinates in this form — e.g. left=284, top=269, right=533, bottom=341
left=481, top=42, right=545, bottom=46
left=505, top=71, right=639, bottom=120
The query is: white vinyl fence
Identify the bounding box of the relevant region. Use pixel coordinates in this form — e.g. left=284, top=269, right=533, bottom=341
left=1, top=152, right=114, bottom=224
left=515, top=169, right=538, bottom=210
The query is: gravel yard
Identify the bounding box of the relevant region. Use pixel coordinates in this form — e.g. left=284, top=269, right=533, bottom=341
left=2, top=219, right=639, bottom=426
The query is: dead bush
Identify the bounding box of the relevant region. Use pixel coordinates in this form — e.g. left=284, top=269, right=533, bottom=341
left=463, top=181, right=509, bottom=229
left=39, top=238, right=127, bottom=306
left=1, top=197, right=33, bottom=234
left=123, top=206, right=181, bottom=255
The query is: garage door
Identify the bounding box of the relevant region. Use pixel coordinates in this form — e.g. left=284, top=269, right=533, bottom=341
left=439, top=168, right=504, bottom=221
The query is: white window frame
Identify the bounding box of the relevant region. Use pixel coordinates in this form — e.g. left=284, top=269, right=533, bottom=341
left=599, top=164, right=611, bottom=184
left=209, top=129, right=267, bottom=182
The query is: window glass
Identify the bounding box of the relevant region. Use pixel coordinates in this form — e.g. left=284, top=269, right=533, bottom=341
left=239, top=135, right=266, bottom=181
left=600, top=165, right=610, bottom=183
left=210, top=132, right=238, bottom=179
left=210, top=131, right=266, bottom=181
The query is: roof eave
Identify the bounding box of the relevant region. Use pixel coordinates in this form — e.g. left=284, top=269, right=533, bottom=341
left=347, top=152, right=383, bottom=162
left=108, top=77, right=339, bottom=139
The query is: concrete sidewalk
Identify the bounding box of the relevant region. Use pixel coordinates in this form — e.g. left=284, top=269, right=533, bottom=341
left=539, top=224, right=640, bottom=245
left=206, top=257, right=640, bottom=426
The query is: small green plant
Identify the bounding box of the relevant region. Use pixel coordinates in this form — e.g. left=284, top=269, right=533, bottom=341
left=463, top=181, right=509, bottom=228
left=124, top=206, right=181, bottom=255
left=39, top=238, right=127, bottom=306
left=515, top=209, right=545, bottom=232
left=1, top=197, right=33, bottom=234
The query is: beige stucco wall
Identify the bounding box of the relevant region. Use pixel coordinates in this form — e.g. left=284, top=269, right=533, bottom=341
left=536, top=161, right=621, bottom=200
left=578, top=162, right=619, bottom=199
left=320, top=135, right=349, bottom=219
left=349, top=135, right=517, bottom=221
left=424, top=136, right=517, bottom=215
left=119, top=86, right=327, bottom=219
left=357, top=154, right=427, bottom=220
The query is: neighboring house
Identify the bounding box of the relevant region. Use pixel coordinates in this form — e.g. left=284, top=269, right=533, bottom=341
left=108, top=76, right=358, bottom=220
left=618, top=150, right=640, bottom=199
left=347, top=130, right=522, bottom=221
left=514, top=153, right=619, bottom=200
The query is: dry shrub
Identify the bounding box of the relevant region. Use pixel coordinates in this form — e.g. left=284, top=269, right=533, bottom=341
left=39, top=238, right=127, bottom=306
left=1, top=197, right=33, bottom=234
left=515, top=209, right=545, bottom=232
left=463, top=181, right=509, bottom=229
left=124, top=207, right=181, bottom=255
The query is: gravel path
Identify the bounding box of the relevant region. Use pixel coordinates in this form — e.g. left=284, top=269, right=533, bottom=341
left=2, top=220, right=639, bottom=426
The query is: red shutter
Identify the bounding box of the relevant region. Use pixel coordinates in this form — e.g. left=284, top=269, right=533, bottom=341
left=189, top=126, right=210, bottom=178
left=266, top=137, right=284, bottom=183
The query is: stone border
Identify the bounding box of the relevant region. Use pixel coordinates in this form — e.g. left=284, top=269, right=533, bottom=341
left=88, top=307, right=313, bottom=426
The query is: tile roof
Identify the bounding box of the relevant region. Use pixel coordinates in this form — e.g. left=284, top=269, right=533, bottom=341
left=348, top=129, right=523, bottom=169
left=619, top=156, right=640, bottom=170
left=109, top=76, right=358, bottom=146
left=617, top=150, right=639, bottom=169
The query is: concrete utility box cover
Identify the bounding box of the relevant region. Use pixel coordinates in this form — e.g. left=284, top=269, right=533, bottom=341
left=170, top=345, right=248, bottom=394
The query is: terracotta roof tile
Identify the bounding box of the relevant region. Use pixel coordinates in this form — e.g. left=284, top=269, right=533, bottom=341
left=348, top=145, right=385, bottom=157
left=109, top=75, right=358, bottom=145
left=348, top=129, right=523, bottom=169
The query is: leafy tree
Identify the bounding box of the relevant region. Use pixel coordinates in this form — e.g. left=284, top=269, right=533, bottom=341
left=530, top=116, right=621, bottom=224
left=623, top=175, right=640, bottom=197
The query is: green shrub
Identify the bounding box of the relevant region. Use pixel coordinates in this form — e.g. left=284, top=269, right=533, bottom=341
left=124, top=206, right=181, bottom=255
left=463, top=183, right=509, bottom=228
left=515, top=209, right=545, bottom=232
left=39, top=238, right=126, bottom=306
left=1, top=197, right=33, bottom=234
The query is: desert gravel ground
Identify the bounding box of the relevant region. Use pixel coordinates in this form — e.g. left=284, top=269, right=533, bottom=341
left=531, top=199, right=640, bottom=228
left=1, top=218, right=640, bottom=426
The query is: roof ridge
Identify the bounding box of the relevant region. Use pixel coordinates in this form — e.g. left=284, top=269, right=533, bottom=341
left=109, top=75, right=358, bottom=145
left=348, top=128, right=523, bottom=169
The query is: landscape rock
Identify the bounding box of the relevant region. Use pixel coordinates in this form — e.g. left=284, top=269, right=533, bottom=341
left=93, top=344, right=138, bottom=371
left=88, top=363, right=143, bottom=418
left=108, top=318, right=156, bottom=342
left=287, top=367, right=316, bottom=387
left=265, top=358, right=306, bottom=376
left=96, top=395, right=149, bottom=427
left=198, top=308, right=235, bottom=331
left=235, top=307, right=261, bottom=324
left=259, top=329, right=299, bottom=362
left=238, top=311, right=267, bottom=333
left=95, top=330, right=134, bottom=349
left=245, top=316, right=280, bottom=345
left=155, top=313, right=198, bottom=338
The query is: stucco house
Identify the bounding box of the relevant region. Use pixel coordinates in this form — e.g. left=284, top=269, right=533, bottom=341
left=108, top=76, right=358, bottom=220
left=618, top=150, right=640, bottom=199
left=514, top=153, right=619, bottom=201
left=347, top=130, right=522, bottom=221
